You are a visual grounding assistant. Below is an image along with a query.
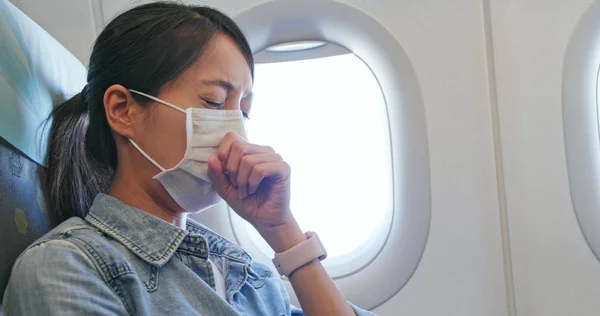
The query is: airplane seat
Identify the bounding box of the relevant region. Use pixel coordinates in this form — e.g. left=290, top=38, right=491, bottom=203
left=0, top=0, right=86, bottom=299
left=0, top=137, right=51, bottom=299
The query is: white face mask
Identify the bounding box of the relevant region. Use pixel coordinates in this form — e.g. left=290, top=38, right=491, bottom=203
left=127, top=89, right=247, bottom=213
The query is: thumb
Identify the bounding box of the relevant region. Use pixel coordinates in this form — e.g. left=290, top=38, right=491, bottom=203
left=208, top=155, right=233, bottom=197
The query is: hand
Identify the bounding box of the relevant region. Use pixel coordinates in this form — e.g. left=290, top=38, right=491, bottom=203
left=207, top=132, right=293, bottom=230
left=208, top=141, right=352, bottom=315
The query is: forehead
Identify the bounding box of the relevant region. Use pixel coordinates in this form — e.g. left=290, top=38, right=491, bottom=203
left=172, top=33, right=253, bottom=92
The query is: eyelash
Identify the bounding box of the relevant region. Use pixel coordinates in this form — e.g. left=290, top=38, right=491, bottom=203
left=204, top=99, right=250, bottom=119
left=204, top=99, right=224, bottom=108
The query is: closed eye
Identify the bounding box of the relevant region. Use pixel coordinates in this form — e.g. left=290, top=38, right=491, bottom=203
left=204, top=99, right=225, bottom=109
left=205, top=98, right=250, bottom=119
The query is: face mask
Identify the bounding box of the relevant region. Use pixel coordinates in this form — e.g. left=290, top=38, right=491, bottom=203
left=127, top=89, right=247, bottom=213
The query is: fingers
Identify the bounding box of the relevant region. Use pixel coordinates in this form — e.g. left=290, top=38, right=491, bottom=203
left=207, top=155, right=232, bottom=198
left=248, top=161, right=291, bottom=195
left=217, top=132, right=247, bottom=162
left=218, top=132, right=275, bottom=187
left=237, top=153, right=283, bottom=199
left=214, top=132, right=288, bottom=199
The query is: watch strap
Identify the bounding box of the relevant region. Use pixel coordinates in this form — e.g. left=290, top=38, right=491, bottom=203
left=272, top=231, right=327, bottom=277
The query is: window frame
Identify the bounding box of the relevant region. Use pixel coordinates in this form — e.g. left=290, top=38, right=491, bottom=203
left=231, top=0, right=431, bottom=309
left=563, top=1, right=600, bottom=264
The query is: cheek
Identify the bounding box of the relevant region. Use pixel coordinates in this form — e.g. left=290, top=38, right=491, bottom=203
left=145, top=110, right=187, bottom=169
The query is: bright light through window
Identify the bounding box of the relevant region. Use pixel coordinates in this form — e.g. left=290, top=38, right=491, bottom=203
left=243, top=52, right=393, bottom=260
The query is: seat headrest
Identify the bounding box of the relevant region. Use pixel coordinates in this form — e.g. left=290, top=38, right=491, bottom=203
left=0, top=0, right=87, bottom=166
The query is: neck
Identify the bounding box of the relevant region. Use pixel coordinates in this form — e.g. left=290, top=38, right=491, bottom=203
left=109, top=167, right=188, bottom=230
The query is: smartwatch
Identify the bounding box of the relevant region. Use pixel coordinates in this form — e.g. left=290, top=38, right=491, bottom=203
left=272, top=231, right=327, bottom=277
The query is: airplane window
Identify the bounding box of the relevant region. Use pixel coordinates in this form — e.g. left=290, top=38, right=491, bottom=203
left=241, top=51, right=393, bottom=261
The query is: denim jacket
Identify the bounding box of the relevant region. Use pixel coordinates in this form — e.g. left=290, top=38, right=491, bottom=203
left=3, top=194, right=374, bottom=315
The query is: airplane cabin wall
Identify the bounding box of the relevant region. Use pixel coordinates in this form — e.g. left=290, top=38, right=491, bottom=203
left=7, top=0, right=96, bottom=65
left=8, top=0, right=600, bottom=315
left=489, top=1, right=600, bottom=315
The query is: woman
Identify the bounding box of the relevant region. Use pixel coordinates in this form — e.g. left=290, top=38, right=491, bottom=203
left=1, top=2, right=374, bottom=316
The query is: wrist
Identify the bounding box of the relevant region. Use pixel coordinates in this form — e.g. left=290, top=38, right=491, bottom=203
left=255, top=215, right=306, bottom=253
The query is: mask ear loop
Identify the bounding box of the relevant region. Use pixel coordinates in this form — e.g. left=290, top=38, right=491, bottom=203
left=129, top=139, right=166, bottom=172
left=128, top=89, right=186, bottom=114
left=127, top=89, right=187, bottom=173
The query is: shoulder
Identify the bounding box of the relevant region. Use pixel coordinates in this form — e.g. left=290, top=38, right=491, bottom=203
left=10, top=217, right=105, bottom=283
left=11, top=237, right=95, bottom=279
left=4, top=237, right=101, bottom=307
left=14, top=216, right=134, bottom=284
left=10, top=217, right=95, bottom=269
left=3, top=218, right=129, bottom=315
left=29, top=216, right=96, bottom=245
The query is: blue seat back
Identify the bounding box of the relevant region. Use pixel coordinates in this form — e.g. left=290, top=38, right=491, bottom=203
left=0, top=0, right=86, bottom=300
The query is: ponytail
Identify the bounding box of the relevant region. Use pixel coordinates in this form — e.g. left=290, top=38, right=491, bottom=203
left=44, top=91, right=112, bottom=227
left=43, top=2, right=253, bottom=227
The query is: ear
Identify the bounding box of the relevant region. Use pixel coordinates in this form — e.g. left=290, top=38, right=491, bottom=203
left=103, top=84, right=144, bottom=139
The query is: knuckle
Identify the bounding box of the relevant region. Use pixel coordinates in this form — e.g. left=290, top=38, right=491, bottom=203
left=232, top=141, right=245, bottom=154
left=217, top=146, right=230, bottom=159
left=241, top=155, right=253, bottom=168
left=230, top=132, right=245, bottom=143
left=249, top=171, right=261, bottom=185
left=217, top=147, right=227, bottom=160
left=249, top=167, right=260, bottom=180
left=264, top=146, right=275, bottom=153
left=255, top=164, right=267, bottom=176
left=217, top=153, right=228, bottom=162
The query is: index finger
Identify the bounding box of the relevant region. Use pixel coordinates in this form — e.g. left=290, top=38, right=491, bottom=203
left=217, top=132, right=246, bottom=163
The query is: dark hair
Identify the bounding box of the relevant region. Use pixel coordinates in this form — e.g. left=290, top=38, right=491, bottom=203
left=44, top=2, right=254, bottom=227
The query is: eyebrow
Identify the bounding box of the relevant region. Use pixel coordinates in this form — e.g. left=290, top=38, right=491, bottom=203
left=199, top=79, right=253, bottom=100
left=199, top=79, right=235, bottom=92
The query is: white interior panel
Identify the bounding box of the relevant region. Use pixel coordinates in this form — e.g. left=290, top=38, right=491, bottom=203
left=354, top=1, right=507, bottom=315
left=98, top=0, right=271, bottom=22
left=489, top=1, right=600, bottom=315
left=9, top=0, right=96, bottom=65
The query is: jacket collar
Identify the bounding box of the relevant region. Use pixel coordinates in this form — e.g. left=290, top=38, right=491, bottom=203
left=85, top=194, right=251, bottom=266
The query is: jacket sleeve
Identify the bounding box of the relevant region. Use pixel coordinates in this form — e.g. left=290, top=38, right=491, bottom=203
left=2, top=240, right=128, bottom=316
